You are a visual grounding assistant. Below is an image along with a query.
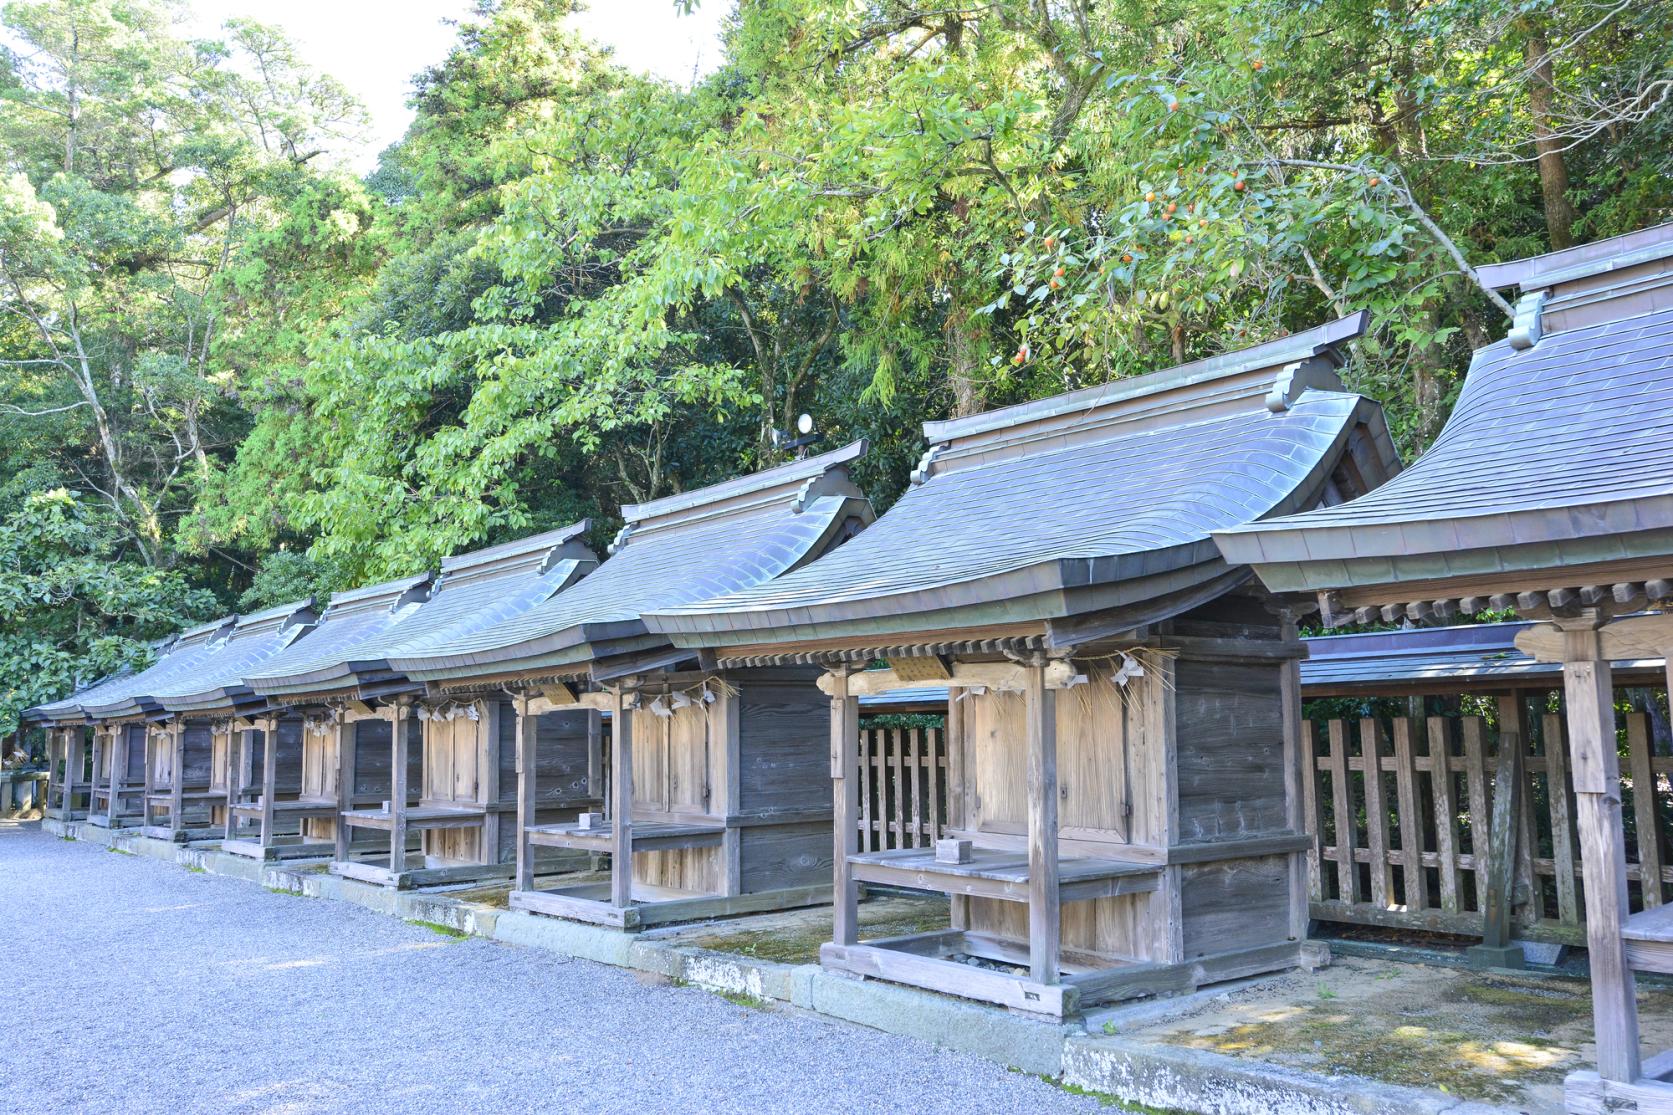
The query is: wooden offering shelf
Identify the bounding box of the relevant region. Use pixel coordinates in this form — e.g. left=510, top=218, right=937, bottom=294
left=846, top=845, right=1161, bottom=905
left=509, top=876, right=831, bottom=930
left=144, top=789, right=224, bottom=805
left=228, top=797, right=340, bottom=820
left=341, top=803, right=486, bottom=831
left=1623, top=904, right=1673, bottom=975
left=524, top=818, right=724, bottom=854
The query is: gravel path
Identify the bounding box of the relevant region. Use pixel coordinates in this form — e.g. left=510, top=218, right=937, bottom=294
left=0, top=823, right=1102, bottom=1114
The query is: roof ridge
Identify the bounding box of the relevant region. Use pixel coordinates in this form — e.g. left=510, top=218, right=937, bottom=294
left=231, top=598, right=316, bottom=635
left=323, top=571, right=435, bottom=615
left=438, top=520, right=591, bottom=579
left=920, top=312, right=1368, bottom=457
left=1478, top=222, right=1673, bottom=290
left=619, top=440, right=867, bottom=531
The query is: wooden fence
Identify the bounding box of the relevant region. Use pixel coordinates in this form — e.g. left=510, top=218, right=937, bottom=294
left=857, top=726, right=947, bottom=852
left=1305, top=694, right=1671, bottom=944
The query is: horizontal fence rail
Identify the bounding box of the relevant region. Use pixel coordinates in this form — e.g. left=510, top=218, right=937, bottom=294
left=1305, top=691, right=1671, bottom=945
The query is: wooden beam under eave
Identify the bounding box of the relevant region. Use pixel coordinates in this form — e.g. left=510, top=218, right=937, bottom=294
left=817, top=659, right=1080, bottom=698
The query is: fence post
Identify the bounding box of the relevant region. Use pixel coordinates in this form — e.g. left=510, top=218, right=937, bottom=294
left=1467, top=696, right=1528, bottom=968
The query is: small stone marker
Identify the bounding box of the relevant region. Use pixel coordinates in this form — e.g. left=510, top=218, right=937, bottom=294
left=577, top=811, right=606, bottom=830
left=935, top=838, right=972, bottom=864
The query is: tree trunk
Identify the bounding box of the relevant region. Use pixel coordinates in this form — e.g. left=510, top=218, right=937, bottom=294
left=945, top=301, right=983, bottom=418
left=1522, top=21, right=1576, bottom=250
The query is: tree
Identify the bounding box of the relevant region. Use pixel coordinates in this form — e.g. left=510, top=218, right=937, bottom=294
left=0, top=487, right=216, bottom=738
left=0, top=0, right=371, bottom=569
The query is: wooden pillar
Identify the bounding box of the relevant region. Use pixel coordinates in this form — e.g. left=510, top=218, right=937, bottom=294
left=140, top=725, right=155, bottom=826
left=227, top=726, right=249, bottom=841
left=586, top=709, right=603, bottom=798
left=389, top=702, right=412, bottom=875
left=90, top=727, right=101, bottom=816
left=1279, top=619, right=1311, bottom=942
left=1025, top=655, right=1061, bottom=985
left=259, top=716, right=278, bottom=847
left=1468, top=694, right=1527, bottom=967
left=944, top=691, right=969, bottom=931
left=830, top=664, right=860, bottom=946
left=481, top=700, right=501, bottom=864
left=59, top=728, right=76, bottom=816
left=168, top=720, right=186, bottom=837
left=334, top=718, right=355, bottom=862
left=514, top=692, right=536, bottom=892
left=112, top=725, right=127, bottom=823
left=610, top=684, right=636, bottom=908
left=1565, top=621, right=1640, bottom=1083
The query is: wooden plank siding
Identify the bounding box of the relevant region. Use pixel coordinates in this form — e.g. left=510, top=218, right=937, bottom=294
left=1303, top=688, right=1672, bottom=946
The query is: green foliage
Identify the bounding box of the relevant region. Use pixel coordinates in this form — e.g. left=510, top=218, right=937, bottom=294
left=0, top=488, right=215, bottom=736
left=1, top=0, right=1669, bottom=715
left=236, top=551, right=345, bottom=612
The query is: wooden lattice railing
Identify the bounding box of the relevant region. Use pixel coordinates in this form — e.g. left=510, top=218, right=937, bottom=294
left=1305, top=698, right=1671, bottom=944
left=856, top=727, right=947, bottom=852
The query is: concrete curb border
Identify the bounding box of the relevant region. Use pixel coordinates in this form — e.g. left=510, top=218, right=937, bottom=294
left=41, top=818, right=1523, bottom=1114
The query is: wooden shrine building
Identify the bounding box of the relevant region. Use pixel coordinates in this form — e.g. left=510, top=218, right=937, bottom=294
left=384, top=443, right=875, bottom=928
left=134, top=601, right=319, bottom=842
left=1213, top=223, right=1673, bottom=1113
left=299, top=524, right=602, bottom=889
left=230, top=573, right=435, bottom=861
left=653, top=314, right=1399, bottom=1018
left=28, top=617, right=241, bottom=831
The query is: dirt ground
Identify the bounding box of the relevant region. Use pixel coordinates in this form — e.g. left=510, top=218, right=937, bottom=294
left=1104, top=954, right=1673, bottom=1113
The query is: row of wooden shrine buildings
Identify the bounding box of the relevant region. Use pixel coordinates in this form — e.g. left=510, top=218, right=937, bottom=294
left=27, top=222, right=1673, bottom=1111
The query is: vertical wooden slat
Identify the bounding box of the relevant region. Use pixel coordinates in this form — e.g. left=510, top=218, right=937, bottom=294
left=1629, top=711, right=1662, bottom=908
left=908, top=728, right=923, bottom=846
left=890, top=727, right=905, bottom=849
left=927, top=727, right=942, bottom=844
left=1462, top=716, right=1492, bottom=910
left=1360, top=718, right=1391, bottom=909
left=1391, top=716, right=1426, bottom=910
left=1429, top=717, right=1461, bottom=916
left=1328, top=720, right=1357, bottom=903
left=1544, top=710, right=1579, bottom=926
left=872, top=729, right=886, bottom=848
left=858, top=729, right=873, bottom=853
left=1302, top=721, right=1323, bottom=903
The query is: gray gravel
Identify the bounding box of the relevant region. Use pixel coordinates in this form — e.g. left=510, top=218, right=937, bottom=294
left=0, top=823, right=1103, bottom=1114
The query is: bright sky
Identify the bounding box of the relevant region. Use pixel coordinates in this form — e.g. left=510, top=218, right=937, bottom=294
left=186, top=0, right=732, bottom=173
